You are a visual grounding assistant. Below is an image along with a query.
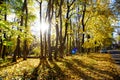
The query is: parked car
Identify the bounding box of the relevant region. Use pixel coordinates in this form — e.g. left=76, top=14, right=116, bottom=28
left=100, top=49, right=108, bottom=53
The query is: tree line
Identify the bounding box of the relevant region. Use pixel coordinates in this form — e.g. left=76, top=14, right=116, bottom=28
left=0, top=0, right=118, bottom=62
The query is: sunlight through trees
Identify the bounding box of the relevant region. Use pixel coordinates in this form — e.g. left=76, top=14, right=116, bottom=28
left=0, top=0, right=120, bottom=79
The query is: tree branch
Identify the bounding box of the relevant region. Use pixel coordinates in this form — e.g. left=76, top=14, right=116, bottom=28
left=70, top=0, right=76, bottom=7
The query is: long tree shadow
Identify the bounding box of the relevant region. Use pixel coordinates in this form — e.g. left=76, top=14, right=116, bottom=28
left=0, top=56, right=40, bottom=69
left=63, top=60, right=95, bottom=80
left=88, top=54, right=120, bottom=78
left=30, top=60, right=67, bottom=80
left=47, top=61, right=67, bottom=80
left=88, top=54, right=113, bottom=62
left=30, top=57, right=120, bottom=80
left=0, top=59, right=24, bottom=69
left=72, top=59, right=120, bottom=80
left=30, top=62, right=40, bottom=80
left=30, top=58, right=50, bottom=80
left=31, top=59, right=66, bottom=80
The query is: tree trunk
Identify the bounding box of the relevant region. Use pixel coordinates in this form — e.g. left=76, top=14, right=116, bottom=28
left=76, top=7, right=81, bottom=53
left=54, top=23, right=59, bottom=60
left=2, top=46, right=6, bottom=60
left=23, top=0, right=28, bottom=60
left=23, top=40, right=28, bottom=60
left=0, top=30, right=2, bottom=57
left=68, top=19, right=72, bottom=55
left=13, top=47, right=17, bottom=62
left=81, top=2, right=86, bottom=53
left=47, top=0, right=54, bottom=60
left=39, top=1, right=43, bottom=58
left=87, top=35, right=90, bottom=54
left=17, top=1, right=25, bottom=58
left=59, top=0, right=63, bottom=44
left=12, top=35, right=20, bottom=62
left=2, top=33, right=7, bottom=60
left=0, top=0, right=4, bottom=57
left=48, top=22, right=52, bottom=60
left=13, top=14, right=22, bottom=61
left=59, top=0, right=70, bottom=58
left=2, top=5, right=7, bottom=60
left=66, top=33, right=69, bottom=55
left=44, top=32, right=47, bottom=58
left=58, top=0, right=63, bottom=58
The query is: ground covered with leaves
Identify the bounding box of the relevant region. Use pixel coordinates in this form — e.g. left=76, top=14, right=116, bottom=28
left=0, top=58, right=40, bottom=80
left=0, top=53, right=120, bottom=80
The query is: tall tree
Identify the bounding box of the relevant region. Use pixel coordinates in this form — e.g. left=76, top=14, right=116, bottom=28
left=0, top=0, right=4, bottom=57
left=12, top=0, right=24, bottom=62
left=53, top=1, right=58, bottom=60
left=59, top=0, right=76, bottom=57
left=81, top=0, right=86, bottom=53
left=23, top=0, right=28, bottom=60
left=1, top=0, right=8, bottom=60
left=82, top=0, right=114, bottom=51
left=46, top=0, right=54, bottom=60
left=39, top=0, right=43, bottom=58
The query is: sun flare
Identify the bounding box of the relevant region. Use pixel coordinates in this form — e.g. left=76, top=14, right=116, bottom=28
left=40, top=22, right=49, bottom=33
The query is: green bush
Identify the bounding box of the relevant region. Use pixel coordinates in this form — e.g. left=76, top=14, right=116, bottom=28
left=32, top=47, right=40, bottom=56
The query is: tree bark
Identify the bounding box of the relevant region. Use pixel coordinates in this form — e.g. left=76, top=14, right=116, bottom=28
left=48, top=22, right=52, bottom=60
left=54, top=23, right=59, bottom=60
left=12, top=35, right=20, bottom=62
left=59, top=0, right=70, bottom=58
left=12, top=1, right=25, bottom=61
left=2, top=3, right=7, bottom=60
left=23, top=40, right=28, bottom=60
left=59, top=0, right=63, bottom=44
left=81, top=1, right=86, bottom=53
left=47, top=0, right=54, bottom=60
left=39, top=1, right=43, bottom=58
left=44, top=32, right=47, bottom=58
left=23, top=0, right=28, bottom=60
left=0, top=30, right=2, bottom=57
left=2, top=32, right=7, bottom=60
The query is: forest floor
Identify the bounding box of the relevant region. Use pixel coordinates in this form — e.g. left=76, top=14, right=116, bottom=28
left=0, top=53, right=120, bottom=80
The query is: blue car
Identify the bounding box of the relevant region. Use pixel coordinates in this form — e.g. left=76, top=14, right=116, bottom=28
left=100, top=49, right=108, bottom=53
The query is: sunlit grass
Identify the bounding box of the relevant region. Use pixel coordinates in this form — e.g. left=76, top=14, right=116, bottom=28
left=0, top=53, right=120, bottom=80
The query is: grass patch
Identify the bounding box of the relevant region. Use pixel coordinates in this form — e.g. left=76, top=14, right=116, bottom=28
left=0, top=53, right=120, bottom=80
